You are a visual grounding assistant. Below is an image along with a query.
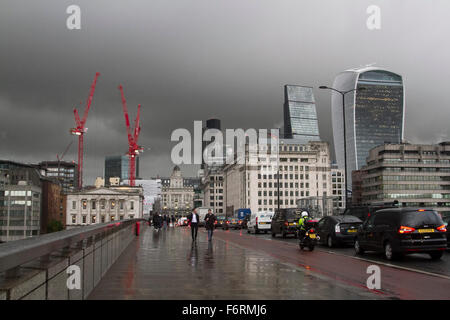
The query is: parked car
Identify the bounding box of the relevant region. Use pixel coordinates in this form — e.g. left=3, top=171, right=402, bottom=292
left=271, top=208, right=303, bottom=238
left=354, top=208, right=447, bottom=260
left=317, top=215, right=363, bottom=247
left=223, top=217, right=242, bottom=230
left=442, top=215, right=450, bottom=249
left=241, top=215, right=250, bottom=229
left=343, top=201, right=398, bottom=222
left=215, top=216, right=226, bottom=229
left=248, top=211, right=273, bottom=234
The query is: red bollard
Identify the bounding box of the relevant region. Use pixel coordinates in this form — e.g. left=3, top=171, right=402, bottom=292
left=135, top=222, right=140, bottom=236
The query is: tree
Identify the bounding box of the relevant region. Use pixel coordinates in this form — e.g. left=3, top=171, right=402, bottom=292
left=47, top=220, right=64, bottom=233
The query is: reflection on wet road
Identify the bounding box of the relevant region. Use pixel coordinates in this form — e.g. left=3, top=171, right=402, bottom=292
left=89, top=225, right=381, bottom=300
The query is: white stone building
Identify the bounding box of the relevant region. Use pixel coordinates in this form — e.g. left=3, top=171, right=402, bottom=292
left=224, top=140, right=333, bottom=216
left=161, top=166, right=194, bottom=217
left=66, top=186, right=144, bottom=227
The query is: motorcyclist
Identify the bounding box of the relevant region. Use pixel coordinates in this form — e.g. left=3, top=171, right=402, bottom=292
left=297, top=211, right=309, bottom=241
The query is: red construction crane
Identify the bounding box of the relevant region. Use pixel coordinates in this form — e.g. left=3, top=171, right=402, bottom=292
left=70, top=72, right=100, bottom=189
left=118, top=84, right=143, bottom=186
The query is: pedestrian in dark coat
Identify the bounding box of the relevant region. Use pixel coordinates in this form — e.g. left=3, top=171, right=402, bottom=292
left=187, top=209, right=200, bottom=241
left=204, top=209, right=216, bottom=241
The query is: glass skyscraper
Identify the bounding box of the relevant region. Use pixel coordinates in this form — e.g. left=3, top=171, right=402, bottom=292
left=331, top=67, right=405, bottom=188
left=283, top=85, right=321, bottom=143
left=105, top=155, right=140, bottom=185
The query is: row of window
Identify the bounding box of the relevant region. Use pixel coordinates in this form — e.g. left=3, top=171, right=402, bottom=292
left=74, top=199, right=134, bottom=211
left=71, top=214, right=135, bottom=224
left=364, top=184, right=450, bottom=191
left=364, top=175, right=450, bottom=183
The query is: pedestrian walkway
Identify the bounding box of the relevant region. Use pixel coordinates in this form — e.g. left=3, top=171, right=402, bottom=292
left=88, top=225, right=379, bottom=299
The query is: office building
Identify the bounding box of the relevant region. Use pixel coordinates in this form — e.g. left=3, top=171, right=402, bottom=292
left=104, top=155, right=140, bottom=186
left=331, top=67, right=405, bottom=187
left=0, top=160, right=42, bottom=243
left=360, top=142, right=450, bottom=215
left=224, top=140, right=333, bottom=216
left=39, top=161, right=78, bottom=192
left=331, top=163, right=345, bottom=213
left=283, top=85, right=321, bottom=143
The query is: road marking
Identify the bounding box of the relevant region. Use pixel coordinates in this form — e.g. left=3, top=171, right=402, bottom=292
left=225, top=229, right=450, bottom=281
left=322, top=249, right=450, bottom=281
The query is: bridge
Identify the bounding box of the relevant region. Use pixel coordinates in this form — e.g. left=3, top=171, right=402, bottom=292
left=1, top=221, right=449, bottom=300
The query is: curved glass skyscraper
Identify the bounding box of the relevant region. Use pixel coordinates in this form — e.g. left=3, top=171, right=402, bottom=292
left=284, top=85, right=321, bottom=143
left=331, top=67, right=405, bottom=189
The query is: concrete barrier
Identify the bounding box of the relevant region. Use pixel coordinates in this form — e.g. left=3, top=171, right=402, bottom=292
left=0, top=220, right=142, bottom=300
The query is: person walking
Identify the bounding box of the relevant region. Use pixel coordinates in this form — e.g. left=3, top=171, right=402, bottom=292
left=187, top=209, right=200, bottom=241
left=204, top=209, right=216, bottom=241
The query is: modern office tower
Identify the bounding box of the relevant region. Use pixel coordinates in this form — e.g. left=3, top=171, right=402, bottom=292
left=104, top=155, right=140, bottom=186
left=359, top=142, right=450, bottom=215
left=0, top=160, right=42, bottom=243
left=202, top=119, right=221, bottom=169
left=39, top=161, right=78, bottom=192
left=331, top=67, right=405, bottom=188
left=283, top=85, right=321, bottom=143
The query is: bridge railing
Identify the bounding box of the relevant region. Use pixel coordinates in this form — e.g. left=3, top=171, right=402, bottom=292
left=0, top=219, right=146, bottom=300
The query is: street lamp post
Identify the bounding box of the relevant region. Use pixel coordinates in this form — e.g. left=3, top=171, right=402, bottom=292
left=319, top=86, right=365, bottom=210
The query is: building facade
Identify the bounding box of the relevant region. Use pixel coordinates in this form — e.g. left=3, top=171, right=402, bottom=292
left=0, top=161, right=42, bottom=243
left=65, top=186, right=144, bottom=227
left=224, top=140, right=333, bottom=216
left=331, top=67, right=405, bottom=187
left=104, top=155, right=140, bottom=186
left=331, top=163, right=345, bottom=213
left=283, top=85, right=321, bottom=143
left=360, top=142, right=450, bottom=215
left=39, top=161, right=78, bottom=192
left=40, top=178, right=64, bottom=234
left=161, top=166, right=194, bottom=217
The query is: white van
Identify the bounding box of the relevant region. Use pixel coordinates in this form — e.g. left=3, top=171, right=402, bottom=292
left=247, top=211, right=274, bottom=234
left=195, top=207, right=212, bottom=227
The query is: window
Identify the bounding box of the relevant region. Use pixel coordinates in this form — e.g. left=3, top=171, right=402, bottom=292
left=72, top=201, right=76, bottom=210
left=82, top=200, right=87, bottom=210
left=72, top=215, right=76, bottom=224
left=82, top=215, right=87, bottom=224
left=91, top=201, right=96, bottom=210
left=91, top=216, right=96, bottom=223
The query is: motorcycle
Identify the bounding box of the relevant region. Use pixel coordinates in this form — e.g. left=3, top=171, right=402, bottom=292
left=298, top=219, right=320, bottom=251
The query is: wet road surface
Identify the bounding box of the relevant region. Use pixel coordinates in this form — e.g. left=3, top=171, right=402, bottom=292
left=217, top=228, right=450, bottom=299
left=232, top=228, right=450, bottom=278
left=89, top=225, right=382, bottom=300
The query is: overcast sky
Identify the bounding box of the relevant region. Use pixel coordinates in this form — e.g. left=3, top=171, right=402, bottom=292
left=1, top=0, right=449, bottom=184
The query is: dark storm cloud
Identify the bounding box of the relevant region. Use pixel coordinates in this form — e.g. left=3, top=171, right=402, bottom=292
left=1, top=0, right=450, bottom=183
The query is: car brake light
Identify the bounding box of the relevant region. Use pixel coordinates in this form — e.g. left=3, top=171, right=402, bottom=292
left=335, top=224, right=340, bottom=234
left=437, top=225, right=447, bottom=232
left=398, top=226, right=415, bottom=234
left=309, top=228, right=315, bottom=233
left=284, top=221, right=289, bottom=226
left=256, top=217, right=258, bottom=225
left=418, top=209, right=426, bottom=212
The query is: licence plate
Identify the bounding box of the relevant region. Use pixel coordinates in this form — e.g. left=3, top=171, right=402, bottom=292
left=309, top=234, right=316, bottom=239
left=347, top=229, right=357, bottom=233
left=289, top=223, right=296, bottom=226
left=418, top=229, right=434, bottom=233
left=259, top=222, right=267, bottom=224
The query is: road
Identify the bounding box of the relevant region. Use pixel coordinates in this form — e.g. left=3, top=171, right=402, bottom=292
left=223, top=227, right=450, bottom=278
left=212, top=226, right=450, bottom=299
left=89, top=225, right=450, bottom=300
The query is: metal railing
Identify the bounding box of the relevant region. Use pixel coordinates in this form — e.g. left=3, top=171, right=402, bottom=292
left=0, top=219, right=144, bottom=274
